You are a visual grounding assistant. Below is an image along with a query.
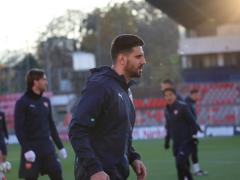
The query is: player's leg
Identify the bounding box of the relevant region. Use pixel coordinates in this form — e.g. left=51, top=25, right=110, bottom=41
left=191, top=141, right=200, bottom=173
left=191, top=141, right=198, bottom=164
left=19, top=152, right=40, bottom=180
left=48, top=169, right=63, bottom=180
left=0, top=143, right=7, bottom=163
left=191, top=142, right=208, bottom=176
left=0, top=150, right=6, bottom=180
left=41, top=152, right=63, bottom=180
left=0, top=141, right=7, bottom=162
left=175, top=144, right=193, bottom=180
left=176, top=155, right=193, bottom=180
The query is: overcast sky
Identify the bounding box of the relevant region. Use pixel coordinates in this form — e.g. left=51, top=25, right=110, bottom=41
left=0, top=0, right=134, bottom=52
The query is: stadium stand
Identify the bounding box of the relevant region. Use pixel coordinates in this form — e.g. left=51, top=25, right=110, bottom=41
left=0, top=92, right=52, bottom=132
left=0, top=93, right=22, bottom=131
left=134, top=82, right=240, bottom=126
left=133, top=98, right=166, bottom=109
left=0, top=82, right=239, bottom=130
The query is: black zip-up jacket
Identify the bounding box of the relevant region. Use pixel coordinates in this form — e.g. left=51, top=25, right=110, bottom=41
left=68, top=66, right=141, bottom=179
left=185, top=96, right=197, bottom=118
left=164, top=100, right=199, bottom=154
left=185, top=96, right=202, bottom=133
left=14, top=90, right=64, bottom=154
left=0, top=111, right=8, bottom=140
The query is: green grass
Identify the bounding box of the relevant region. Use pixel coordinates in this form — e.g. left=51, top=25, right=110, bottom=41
left=5, top=136, right=240, bottom=180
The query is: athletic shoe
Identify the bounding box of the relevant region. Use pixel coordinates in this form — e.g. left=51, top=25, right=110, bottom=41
left=194, top=170, right=208, bottom=176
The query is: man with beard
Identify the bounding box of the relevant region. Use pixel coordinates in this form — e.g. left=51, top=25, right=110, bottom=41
left=14, top=69, right=67, bottom=180
left=69, top=34, right=147, bottom=180
left=163, top=88, right=199, bottom=180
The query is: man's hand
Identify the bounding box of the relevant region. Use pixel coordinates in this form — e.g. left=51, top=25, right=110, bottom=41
left=197, top=124, right=203, bottom=133
left=90, top=171, right=110, bottom=180
left=192, top=137, right=199, bottom=145
left=192, top=134, right=199, bottom=144
left=59, top=148, right=67, bottom=159
left=24, top=150, right=36, bottom=162
left=4, top=138, right=8, bottom=144
left=132, top=160, right=147, bottom=180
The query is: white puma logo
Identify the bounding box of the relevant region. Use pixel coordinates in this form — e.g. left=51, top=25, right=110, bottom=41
left=118, top=93, right=123, bottom=100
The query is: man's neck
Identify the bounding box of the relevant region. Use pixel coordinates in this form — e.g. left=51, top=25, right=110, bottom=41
left=189, top=96, right=196, bottom=103
left=111, top=65, right=130, bottom=83
left=32, top=87, right=41, bottom=95
left=169, top=100, right=177, bottom=106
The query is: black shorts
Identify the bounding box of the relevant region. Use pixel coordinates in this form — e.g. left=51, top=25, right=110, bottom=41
left=19, top=151, right=62, bottom=179
left=173, top=140, right=194, bottom=159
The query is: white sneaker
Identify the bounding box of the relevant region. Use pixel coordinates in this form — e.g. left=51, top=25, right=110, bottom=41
left=194, top=170, right=208, bottom=176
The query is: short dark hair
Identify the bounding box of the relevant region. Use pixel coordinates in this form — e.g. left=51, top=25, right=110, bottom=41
left=163, top=88, right=176, bottom=96
left=190, top=89, right=199, bottom=94
left=26, top=68, right=45, bottom=89
left=162, top=79, right=174, bottom=85
left=110, top=34, right=144, bottom=62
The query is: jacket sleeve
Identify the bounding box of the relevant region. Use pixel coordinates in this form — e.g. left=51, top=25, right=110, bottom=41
left=185, top=99, right=202, bottom=132
left=14, top=100, right=31, bottom=152
left=48, top=99, right=64, bottom=150
left=68, top=82, right=108, bottom=177
left=128, top=135, right=141, bottom=164
left=164, top=110, right=171, bottom=141
left=1, top=113, right=8, bottom=139
left=183, top=105, right=199, bottom=135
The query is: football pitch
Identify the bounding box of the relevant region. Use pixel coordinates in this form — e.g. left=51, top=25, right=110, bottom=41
left=5, top=136, right=240, bottom=180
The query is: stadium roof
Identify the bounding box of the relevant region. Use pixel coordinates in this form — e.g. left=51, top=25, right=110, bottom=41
left=146, top=0, right=240, bottom=29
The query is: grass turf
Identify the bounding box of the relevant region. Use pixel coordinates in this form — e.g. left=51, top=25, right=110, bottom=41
left=5, top=136, right=240, bottom=180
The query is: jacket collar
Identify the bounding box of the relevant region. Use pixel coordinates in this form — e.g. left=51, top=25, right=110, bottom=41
left=186, top=96, right=196, bottom=104
left=90, top=66, right=136, bottom=91
left=26, top=88, right=42, bottom=100
left=166, top=100, right=178, bottom=111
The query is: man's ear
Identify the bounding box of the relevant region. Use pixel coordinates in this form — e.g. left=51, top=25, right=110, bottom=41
left=119, top=54, right=127, bottom=66
left=33, top=79, right=38, bottom=87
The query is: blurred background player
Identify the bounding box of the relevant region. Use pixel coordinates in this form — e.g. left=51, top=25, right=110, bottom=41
left=161, top=79, right=184, bottom=101
left=185, top=89, right=207, bottom=176
left=0, top=110, right=8, bottom=162
left=163, top=88, right=199, bottom=180
left=14, top=69, right=67, bottom=180
left=0, top=110, right=10, bottom=180
left=161, top=79, right=206, bottom=176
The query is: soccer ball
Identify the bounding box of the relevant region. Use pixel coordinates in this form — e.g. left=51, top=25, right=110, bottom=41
left=0, top=161, right=11, bottom=173
left=3, top=161, right=11, bottom=172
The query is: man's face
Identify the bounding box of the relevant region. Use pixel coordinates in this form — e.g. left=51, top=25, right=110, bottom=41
left=34, top=75, right=48, bottom=92
left=191, top=92, right=201, bottom=102
left=124, top=46, right=146, bottom=78
left=164, top=91, right=176, bottom=105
